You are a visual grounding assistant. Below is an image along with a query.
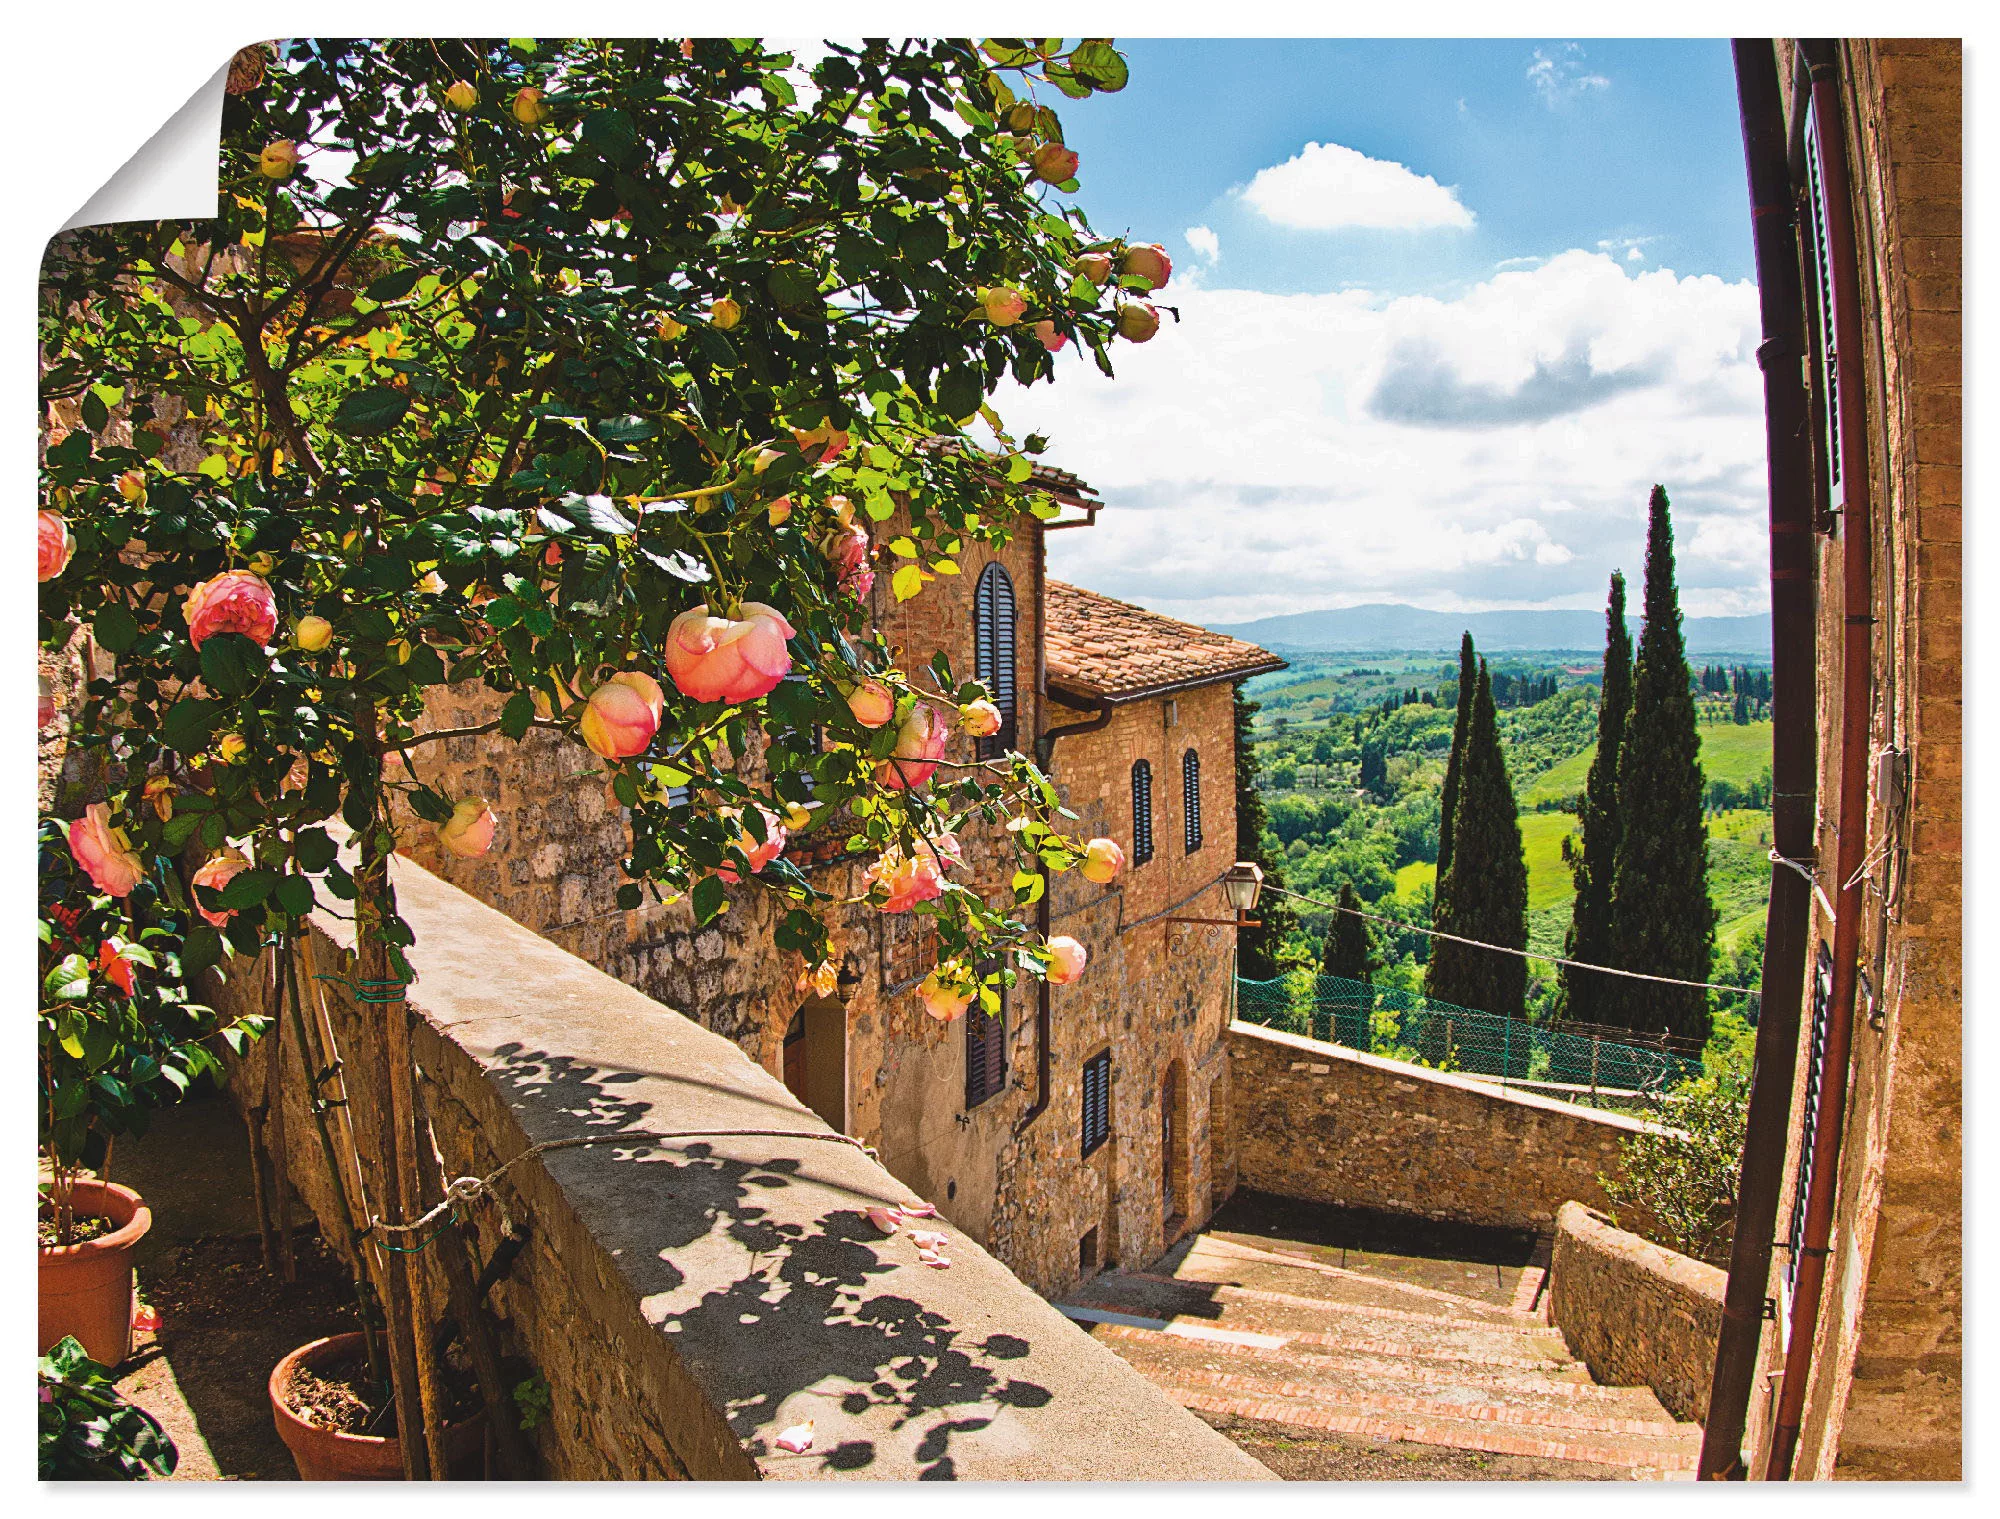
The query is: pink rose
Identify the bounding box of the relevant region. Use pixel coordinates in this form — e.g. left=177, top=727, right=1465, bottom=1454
left=579, top=671, right=664, bottom=759
left=664, top=602, right=795, bottom=704
left=847, top=679, right=897, bottom=729
left=68, top=804, right=145, bottom=898
left=877, top=702, right=950, bottom=790
left=980, top=287, right=1028, bottom=327
left=183, top=570, right=278, bottom=650
left=919, top=963, right=975, bottom=1023
left=825, top=522, right=874, bottom=599
left=97, top=941, right=136, bottom=997
left=1121, top=243, right=1173, bottom=291
left=1080, top=836, right=1126, bottom=885
left=38, top=512, right=74, bottom=582
left=864, top=831, right=961, bottom=913
left=791, top=424, right=850, bottom=464
left=717, top=805, right=787, bottom=883
left=1116, top=302, right=1160, bottom=344
left=1033, top=320, right=1068, bottom=353
left=1075, top=252, right=1113, bottom=285
left=438, top=798, right=498, bottom=859
left=191, top=851, right=251, bottom=926
left=1046, top=935, right=1088, bottom=986
left=1030, top=143, right=1080, bottom=184
left=959, top=699, right=1003, bottom=738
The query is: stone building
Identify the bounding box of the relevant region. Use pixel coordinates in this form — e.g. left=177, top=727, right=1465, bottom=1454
left=397, top=468, right=1282, bottom=1299
left=1726, top=38, right=1960, bottom=1481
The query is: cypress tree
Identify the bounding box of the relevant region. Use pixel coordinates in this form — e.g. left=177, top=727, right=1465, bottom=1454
left=1320, top=884, right=1378, bottom=981
left=1606, top=486, right=1716, bottom=1041
left=1233, top=683, right=1297, bottom=980
left=1435, top=632, right=1477, bottom=878
left=1426, top=661, right=1528, bottom=1019
left=1556, top=572, right=1633, bottom=1024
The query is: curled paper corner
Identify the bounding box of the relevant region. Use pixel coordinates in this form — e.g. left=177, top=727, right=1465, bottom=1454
left=60, top=59, right=230, bottom=233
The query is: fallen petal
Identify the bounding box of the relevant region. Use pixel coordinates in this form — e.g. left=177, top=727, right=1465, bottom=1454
left=865, top=1206, right=901, bottom=1235
left=899, top=1200, right=938, bottom=1218
left=909, top=1229, right=949, bottom=1251
left=774, top=1420, right=814, bottom=1454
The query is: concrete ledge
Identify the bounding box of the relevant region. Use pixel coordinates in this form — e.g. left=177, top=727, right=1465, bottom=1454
left=1548, top=1202, right=1724, bottom=1425
left=228, top=851, right=1272, bottom=1480
left=1225, top=1021, right=1656, bottom=1234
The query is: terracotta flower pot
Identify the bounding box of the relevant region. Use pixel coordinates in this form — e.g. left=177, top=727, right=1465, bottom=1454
left=38, top=1177, right=150, bottom=1367
left=270, top=1333, right=485, bottom=1480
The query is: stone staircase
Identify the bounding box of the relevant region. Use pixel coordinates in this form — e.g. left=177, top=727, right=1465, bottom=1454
left=1057, top=1230, right=1701, bottom=1480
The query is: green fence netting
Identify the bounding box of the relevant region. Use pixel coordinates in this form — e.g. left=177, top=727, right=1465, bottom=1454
left=1235, top=974, right=1702, bottom=1094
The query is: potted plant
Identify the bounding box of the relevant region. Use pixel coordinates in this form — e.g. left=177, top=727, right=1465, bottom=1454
left=269, top=1333, right=487, bottom=1481
left=39, top=1334, right=178, bottom=1480
left=39, top=35, right=1150, bottom=1475
left=37, top=818, right=269, bottom=1366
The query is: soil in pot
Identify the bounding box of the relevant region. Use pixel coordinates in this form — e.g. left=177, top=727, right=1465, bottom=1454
left=273, top=1333, right=486, bottom=1479
left=37, top=1213, right=115, bottom=1247
left=38, top=1179, right=150, bottom=1368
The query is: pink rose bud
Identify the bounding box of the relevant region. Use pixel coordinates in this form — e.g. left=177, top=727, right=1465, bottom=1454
left=877, top=702, right=950, bottom=790
left=980, top=287, right=1028, bottom=327
left=1033, top=320, right=1068, bottom=353
left=191, top=850, right=252, bottom=926
left=116, top=471, right=149, bottom=503
left=767, top=495, right=793, bottom=526
left=293, top=615, right=334, bottom=651
left=444, top=80, right=479, bottom=111
left=38, top=512, right=75, bottom=581
left=847, top=680, right=897, bottom=729
left=259, top=140, right=300, bottom=179
left=717, top=805, right=787, bottom=883
left=1080, top=836, right=1127, bottom=884
left=512, top=87, right=550, bottom=126
left=825, top=522, right=874, bottom=599
left=664, top=602, right=795, bottom=704
left=1030, top=142, right=1080, bottom=183
left=919, top=964, right=975, bottom=1023
left=579, top=671, right=664, bottom=759
left=438, top=797, right=498, bottom=859
left=865, top=1206, right=902, bottom=1235
left=1075, top=252, right=1113, bottom=285
left=68, top=804, right=145, bottom=898
left=773, top=1421, right=814, bottom=1455
left=959, top=699, right=1003, bottom=738
left=1116, top=302, right=1160, bottom=343
left=183, top=570, right=278, bottom=650
left=710, top=297, right=743, bottom=330
left=1046, top=935, right=1088, bottom=985
left=1121, top=242, right=1173, bottom=291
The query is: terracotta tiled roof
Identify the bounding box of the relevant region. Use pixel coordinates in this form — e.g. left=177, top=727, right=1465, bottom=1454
left=1044, top=581, right=1286, bottom=703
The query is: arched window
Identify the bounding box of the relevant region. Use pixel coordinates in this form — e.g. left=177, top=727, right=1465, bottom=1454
left=973, top=563, right=1018, bottom=759
left=1182, top=748, right=1203, bottom=854
left=1131, top=760, right=1155, bottom=865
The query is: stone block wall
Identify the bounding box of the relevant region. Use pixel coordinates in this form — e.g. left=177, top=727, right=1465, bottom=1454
left=1759, top=37, right=1962, bottom=1481
left=1548, top=1202, right=1725, bottom=1425
left=219, top=848, right=1273, bottom=1480
left=1224, top=1021, right=1652, bottom=1234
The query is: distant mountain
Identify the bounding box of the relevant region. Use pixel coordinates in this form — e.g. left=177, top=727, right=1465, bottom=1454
left=1210, top=603, right=1772, bottom=656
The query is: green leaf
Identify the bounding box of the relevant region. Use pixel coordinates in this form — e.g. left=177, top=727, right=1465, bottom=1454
left=936, top=369, right=981, bottom=423
left=161, top=697, right=222, bottom=755
left=593, top=416, right=656, bottom=444
left=199, top=633, right=264, bottom=696
left=691, top=873, right=726, bottom=925
left=582, top=107, right=638, bottom=162
left=891, top=564, right=925, bottom=602
left=408, top=788, right=455, bottom=823
left=573, top=494, right=635, bottom=537
left=1069, top=41, right=1129, bottom=92
left=219, top=869, right=276, bottom=909
left=273, top=875, right=315, bottom=918
left=44, top=954, right=92, bottom=1003
left=79, top=389, right=110, bottom=433
left=181, top=924, right=222, bottom=979
left=92, top=602, right=139, bottom=654
left=500, top=690, right=536, bottom=740
left=294, top=827, right=338, bottom=872
left=364, top=267, right=426, bottom=302
left=767, top=262, right=819, bottom=309
left=330, top=386, right=413, bottom=437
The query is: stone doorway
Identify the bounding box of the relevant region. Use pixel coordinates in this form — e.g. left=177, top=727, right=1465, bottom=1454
left=782, top=996, right=849, bottom=1132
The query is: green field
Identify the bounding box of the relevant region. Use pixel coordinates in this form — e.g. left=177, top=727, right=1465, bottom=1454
left=1522, top=811, right=1581, bottom=910
left=1520, top=719, right=1772, bottom=807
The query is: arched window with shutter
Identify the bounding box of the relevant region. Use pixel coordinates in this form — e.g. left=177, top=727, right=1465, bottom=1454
left=1183, top=748, right=1202, bottom=854
left=973, top=562, right=1018, bottom=759
left=1131, top=760, right=1155, bottom=865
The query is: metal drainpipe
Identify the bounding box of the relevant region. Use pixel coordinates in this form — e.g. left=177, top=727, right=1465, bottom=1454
left=1698, top=37, right=1822, bottom=1479
left=1764, top=41, right=1875, bottom=1482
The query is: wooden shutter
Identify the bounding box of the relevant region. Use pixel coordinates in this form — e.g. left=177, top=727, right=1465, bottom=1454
left=1783, top=946, right=1837, bottom=1324
left=965, top=969, right=1007, bottom=1107
left=1799, top=81, right=1868, bottom=524
left=973, top=563, right=1018, bottom=760
left=1131, top=761, right=1154, bottom=865
left=1182, top=748, right=1202, bottom=854
left=1081, top=1050, right=1112, bottom=1156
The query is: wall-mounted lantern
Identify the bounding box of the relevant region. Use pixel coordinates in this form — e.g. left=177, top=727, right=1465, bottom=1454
left=835, top=955, right=864, bottom=1006
left=1165, top=861, right=1264, bottom=937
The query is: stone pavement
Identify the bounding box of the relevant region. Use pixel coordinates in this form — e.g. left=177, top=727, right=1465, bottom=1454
left=1058, top=1214, right=1702, bottom=1480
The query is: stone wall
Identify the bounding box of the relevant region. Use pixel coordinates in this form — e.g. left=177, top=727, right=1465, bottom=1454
left=220, top=847, right=1272, bottom=1480
left=1224, top=1021, right=1654, bottom=1234
left=1547, top=1202, right=1724, bottom=1425
left=1758, top=38, right=1961, bottom=1481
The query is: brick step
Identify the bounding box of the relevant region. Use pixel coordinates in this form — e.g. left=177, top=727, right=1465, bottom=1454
left=1105, top=1333, right=1688, bottom=1438
left=1130, top=1271, right=1564, bottom=1338
left=1162, top=1382, right=1698, bottom=1478
left=1086, top=1319, right=1669, bottom=1417
left=1183, top=1234, right=1542, bottom=1326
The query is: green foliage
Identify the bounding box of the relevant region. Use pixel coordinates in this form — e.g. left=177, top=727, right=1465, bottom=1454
left=1233, top=685, right=1296, bottom=979
left=40, top=37, right=1144, bottom=987
left=513, top=1374, right=553, bottom=1431
left=1559, top=572, right=1632, bottom=1023
left=1318, top=884, right=1378, bottom=981
left=1428, top=660, right=1527, bottom=1019
left=1435, top=633, right=1476, bottom=878
left=1606, top=488, right=1716, bottom=1042
left=39, top=1336, right=179, bottom=1480
left=1600, top=1065, right=1749, bottom=1265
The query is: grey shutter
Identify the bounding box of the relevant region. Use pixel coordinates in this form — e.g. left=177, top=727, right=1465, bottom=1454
left=1131, top=761, right=1154, bottom=864
left=974, top=563, right=1018, bottom=759
left=1183, top=748, right=1202, bottom=853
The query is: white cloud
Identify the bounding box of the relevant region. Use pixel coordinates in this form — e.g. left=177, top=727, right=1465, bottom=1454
left=1239, top=141, right=1475, bottom=233
left=1528, top=44, right=1611, bottom=107
left=998, top=252, right=1766, bottom=625
left=1184, top=225, right=1221, bottom=264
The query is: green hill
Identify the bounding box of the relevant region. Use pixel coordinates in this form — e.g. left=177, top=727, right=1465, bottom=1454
left=1522, top=719, right=1772, bottom=808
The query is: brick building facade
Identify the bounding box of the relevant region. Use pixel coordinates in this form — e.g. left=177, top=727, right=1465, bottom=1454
left=395, top=473, right=1281, bottom=1298
left=1737, top=38, right=1961, bottom=1480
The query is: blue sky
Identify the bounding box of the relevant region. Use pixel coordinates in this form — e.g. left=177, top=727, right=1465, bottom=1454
left=997, top=39, right=1771, bottom=627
